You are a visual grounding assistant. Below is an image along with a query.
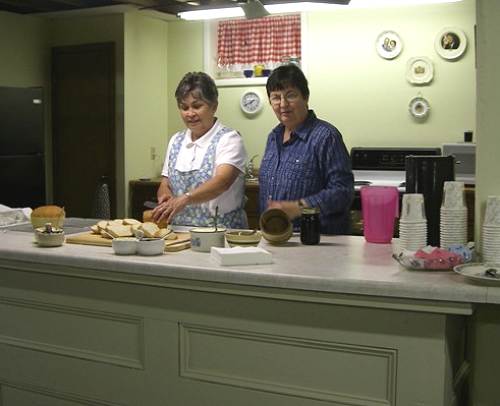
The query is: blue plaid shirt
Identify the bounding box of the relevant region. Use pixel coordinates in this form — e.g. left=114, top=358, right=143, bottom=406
left=259, top=110, right=354, bottom=235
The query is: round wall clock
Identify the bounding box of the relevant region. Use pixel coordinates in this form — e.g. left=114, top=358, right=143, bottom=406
left=240, top=90, right=263, bottom=115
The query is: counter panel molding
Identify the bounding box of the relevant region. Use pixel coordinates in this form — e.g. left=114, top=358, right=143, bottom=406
left=0, top=296, right=144, bottom=369
left=0, top=381, right=124, bottom=406
left=180, top=323, right=396, bottom=405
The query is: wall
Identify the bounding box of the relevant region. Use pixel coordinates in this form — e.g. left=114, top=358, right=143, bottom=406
left=0, top=12, right=49, bottom=87
left=165, top=20, right=205, bottom=144
left=475, top=0, right=500, bottom=240
left=49, top=13, right=125, bottom=215
left=166, top=0, right=475, bottom=165
left=123, top=12, right=168, bottom=214
left=0, top=11, right=50, bottom=200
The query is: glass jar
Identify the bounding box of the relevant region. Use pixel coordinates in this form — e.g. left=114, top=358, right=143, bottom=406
left=300, top=207, right=320, bottom=245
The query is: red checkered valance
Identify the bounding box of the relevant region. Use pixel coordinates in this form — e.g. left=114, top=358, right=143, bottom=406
left=217, top=14, right=301, bottom=70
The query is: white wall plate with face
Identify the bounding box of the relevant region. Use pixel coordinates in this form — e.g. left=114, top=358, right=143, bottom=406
left=435, top=27, right=467, bottom=61
left=240, top=90, right=264, bottom=115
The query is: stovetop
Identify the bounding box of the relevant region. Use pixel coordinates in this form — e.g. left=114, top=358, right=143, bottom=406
left=353, top=170, right=406, bottom=191
left=351, top=147, right=442, bottom=192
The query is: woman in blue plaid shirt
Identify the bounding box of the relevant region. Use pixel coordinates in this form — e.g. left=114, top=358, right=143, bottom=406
left=259, top=64, right=354, bottom=235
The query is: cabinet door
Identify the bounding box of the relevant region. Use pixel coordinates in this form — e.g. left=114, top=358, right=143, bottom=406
left=129, top=180, right=160, bottom=220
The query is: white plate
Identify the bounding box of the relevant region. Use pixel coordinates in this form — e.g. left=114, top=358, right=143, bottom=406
left=409, top=96, right=430, bottom=120
left=375, top=31, right=403, bottom=60
left=454, top=263, right=500, bottom=284
left=406, top=56, right=434, bottom=85
left=435, top=27, right=467, bottom=61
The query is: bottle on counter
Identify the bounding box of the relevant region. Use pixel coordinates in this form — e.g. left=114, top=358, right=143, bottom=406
left=300, top=207, right=321, bottom=245
left=92, top=176, right=111, bottom=219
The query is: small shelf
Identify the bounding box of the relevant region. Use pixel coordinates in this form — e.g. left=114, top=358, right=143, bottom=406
left=215, top=77, right=268, bottom=88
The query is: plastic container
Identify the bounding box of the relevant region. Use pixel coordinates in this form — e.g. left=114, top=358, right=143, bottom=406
left=360, top=186, right=399, bottom=244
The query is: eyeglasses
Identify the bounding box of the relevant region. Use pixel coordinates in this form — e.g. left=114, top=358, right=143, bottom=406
left=269, top=91, right=300, bottom=106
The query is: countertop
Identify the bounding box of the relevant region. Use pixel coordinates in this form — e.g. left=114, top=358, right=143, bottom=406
left=0, top=229, right=497, bottom=305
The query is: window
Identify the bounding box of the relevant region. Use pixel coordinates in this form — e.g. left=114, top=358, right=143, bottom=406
left=204, top=14, right=306, bottom=87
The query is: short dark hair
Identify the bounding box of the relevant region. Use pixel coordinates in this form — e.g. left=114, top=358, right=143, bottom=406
left=266, top=64, right=309, bottom=99
left=175, top=72, right=218, bottom=106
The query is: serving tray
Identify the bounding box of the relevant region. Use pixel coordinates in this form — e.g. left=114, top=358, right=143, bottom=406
left=454, top=263, right=500, bottom=285
left=66, top=231, right=191, bottom=252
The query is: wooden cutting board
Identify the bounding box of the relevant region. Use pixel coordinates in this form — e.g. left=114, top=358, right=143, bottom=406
left=66, top=231, right=191, bottom=252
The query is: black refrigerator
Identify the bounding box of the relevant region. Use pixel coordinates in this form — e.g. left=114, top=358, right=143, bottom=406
left=0, top=86, right=46, bottom=208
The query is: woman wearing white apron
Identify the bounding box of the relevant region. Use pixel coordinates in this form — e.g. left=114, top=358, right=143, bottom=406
left=152, top=72, right=248, bottom=229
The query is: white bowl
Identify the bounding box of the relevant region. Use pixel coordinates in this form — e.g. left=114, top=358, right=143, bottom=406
left=34, top=227, right=65, bottom=247
left=190, top=227, right=226, bottom=252
left=112, top=237, right=138, bottom=255
left=137, top=238, right=165, bottom=256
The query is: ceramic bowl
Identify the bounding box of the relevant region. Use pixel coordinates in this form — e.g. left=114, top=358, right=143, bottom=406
left=243, top=69, right=254, bottom=78
left=137, top=238, right=165, bottom=256
left=112, top=237, right=138, bottom=255
left=262, top=69, right=272, bottom=77
left=259, top=208, right=293, bottom=245
left=225, top=230, right=262, bottom=248
left=34, top=227, right=65, bottom=247
left=190, top=227, right=226, bottom=252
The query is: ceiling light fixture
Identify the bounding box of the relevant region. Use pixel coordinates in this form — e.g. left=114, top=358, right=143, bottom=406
left=177, top=0, right=462, bottom=20
left=240, top=0, right=270, bottom=19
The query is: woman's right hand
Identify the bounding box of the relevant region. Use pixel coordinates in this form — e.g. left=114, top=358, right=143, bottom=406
left=152, top=194, right=172, bottom=222
left=152, top=194, right=190, bottom=224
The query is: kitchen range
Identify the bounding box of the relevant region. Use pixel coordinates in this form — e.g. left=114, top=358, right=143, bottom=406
left=350, top=147, right=441, bottom=235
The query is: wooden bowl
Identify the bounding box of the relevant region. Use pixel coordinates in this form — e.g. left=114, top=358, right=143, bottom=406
left=259, top=209, right=293, bottom=245
left=225, top=230, right=262, bottom=247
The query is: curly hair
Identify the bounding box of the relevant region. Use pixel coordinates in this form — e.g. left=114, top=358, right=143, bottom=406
left=175, top=72, right=218, bottom=106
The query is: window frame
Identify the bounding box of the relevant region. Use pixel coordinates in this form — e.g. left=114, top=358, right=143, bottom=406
left=203, top=13, right=309, bottom=88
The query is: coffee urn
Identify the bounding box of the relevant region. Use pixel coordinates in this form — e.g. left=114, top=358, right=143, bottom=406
left=405, top=155, right=455, bottom=246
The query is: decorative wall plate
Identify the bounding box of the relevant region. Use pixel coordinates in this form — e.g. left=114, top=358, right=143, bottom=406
left=409, top=96, right=430, bottom=120
left=406, top=57, right=434, bottom=85
left=435, top=27, right=467, bottom=61
left=375, top=31, right=403, bottom=60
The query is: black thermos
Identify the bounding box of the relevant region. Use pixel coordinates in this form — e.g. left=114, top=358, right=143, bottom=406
left=405, top=155, right=455, bottom=247
left=300, top=207, right=321, bottom=245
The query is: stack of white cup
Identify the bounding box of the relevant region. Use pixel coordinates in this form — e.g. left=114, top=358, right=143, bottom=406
left=482, top=196, right=500, bottom=262
left=440, top=181, right=468, bottom=249
left=399, top=193, right=427, bottom=251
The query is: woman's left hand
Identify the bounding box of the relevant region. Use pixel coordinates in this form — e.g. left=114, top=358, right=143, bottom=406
left=154, top=194, right=190, bottom=225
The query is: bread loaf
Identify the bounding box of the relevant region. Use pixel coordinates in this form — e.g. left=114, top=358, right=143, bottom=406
left=140, top=222, right=160, bottom=238
left=123, top=218, right=141, bottom=226
left=106, top=225, right=133, bottom=238
left=31, top=205, right=65, bottom=229
left=143, top=209, right=168, bottom=229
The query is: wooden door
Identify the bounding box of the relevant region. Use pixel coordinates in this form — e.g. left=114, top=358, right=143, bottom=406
left=52, top=43, right=115, bottom=218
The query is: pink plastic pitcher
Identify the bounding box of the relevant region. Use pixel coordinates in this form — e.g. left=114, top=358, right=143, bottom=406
left=360, top=186, right=399, bottom=244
